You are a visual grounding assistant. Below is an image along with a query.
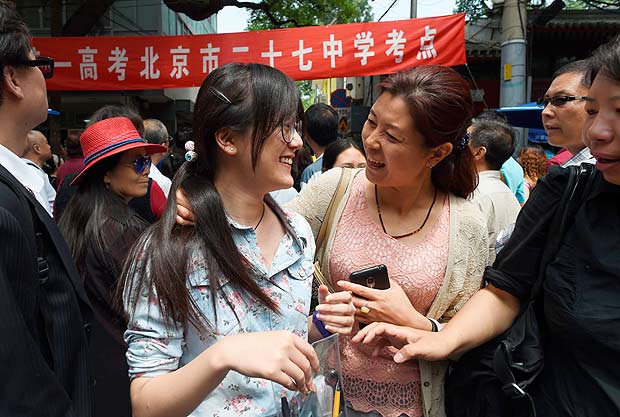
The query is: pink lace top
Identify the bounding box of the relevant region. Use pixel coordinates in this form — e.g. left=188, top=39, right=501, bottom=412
left=329, top=173, right=449, bottom=417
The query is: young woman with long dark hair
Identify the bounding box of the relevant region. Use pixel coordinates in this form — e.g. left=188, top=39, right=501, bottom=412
left=121, top=63, right=355, bottom=417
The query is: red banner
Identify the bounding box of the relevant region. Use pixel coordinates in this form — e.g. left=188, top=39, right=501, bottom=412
left=33, top=14, right=465, bottom=91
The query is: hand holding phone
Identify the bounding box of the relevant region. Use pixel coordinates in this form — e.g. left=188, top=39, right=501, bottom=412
left=348, top=265, right=389, bottom=329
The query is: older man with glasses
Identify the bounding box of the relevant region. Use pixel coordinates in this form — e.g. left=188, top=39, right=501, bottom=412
left=540, top=60, right=596, bottom=167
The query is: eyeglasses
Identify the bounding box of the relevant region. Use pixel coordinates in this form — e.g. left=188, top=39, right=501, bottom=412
left=281, top=121, right=302, bottom=144
left=126, top=155, right=151, bottom=174
left=22, top=56, right=54, bottom=79
left=536, top=95, right=588, bottom=108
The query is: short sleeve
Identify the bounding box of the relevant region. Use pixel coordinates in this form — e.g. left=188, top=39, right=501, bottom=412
left=484, top=166, right=571, bottom=301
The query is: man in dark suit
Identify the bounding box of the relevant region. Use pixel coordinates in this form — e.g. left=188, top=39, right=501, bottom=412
left=0, top=2, right=93, bottom=416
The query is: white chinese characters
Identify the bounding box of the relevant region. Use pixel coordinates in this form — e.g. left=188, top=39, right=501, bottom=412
left=170, top=45, right=190, bottom=79
left=417, top=26, right=437, bottom=60
left=354, top=31, right=375, bottom=66
left=108, top=47, right=128, bottom=81
left=78, top=46, right=98, bottom=80
left=323, top=34, right=342, bottom=69
left=386, top=29, right=406, bottom=64
left=140, top=46, right=160, bottom=79
left=200, top=43, right=220, bottom=74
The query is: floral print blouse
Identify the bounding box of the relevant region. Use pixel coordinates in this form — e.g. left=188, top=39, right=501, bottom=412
left=124, top=210, right=315, bottom=417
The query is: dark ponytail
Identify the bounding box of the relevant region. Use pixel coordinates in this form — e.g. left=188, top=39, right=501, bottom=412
left=120, top=63, right=301, bottom=331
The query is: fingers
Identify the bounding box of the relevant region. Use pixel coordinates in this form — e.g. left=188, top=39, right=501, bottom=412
left=316, top=290, right=356, bottom=334
left=175, top=214, right=194, bottom=227
left=286, top=348, right=314, bottom=392
left=351, top=322, right=381, bottom=343
left=292, top=334, right=320, bottom=373
left=337, top=280, right=375, bottom=300
left=394, top=344, right=417, bottom=363
left=317, top=285, right=329, bottom=304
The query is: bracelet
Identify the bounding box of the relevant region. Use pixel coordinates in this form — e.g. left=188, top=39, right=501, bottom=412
left=312, top=310, right=332, bottom=338
left=428, top=317, right=439, bottom=332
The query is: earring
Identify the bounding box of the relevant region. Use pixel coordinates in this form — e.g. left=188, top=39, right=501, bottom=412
left=228, top=147, right=235, bottom=152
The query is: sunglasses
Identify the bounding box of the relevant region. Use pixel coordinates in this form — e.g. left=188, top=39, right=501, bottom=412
left=536, top=95, right=588, bottom=108
left=126, top=155, right=152, bottom=174
left=22, top=56, right=54, bottom=80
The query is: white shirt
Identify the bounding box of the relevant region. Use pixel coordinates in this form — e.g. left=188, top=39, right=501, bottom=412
left=471, top=170, right=522, bottom=265
left=561, top=147, right=596, bottom=168
left=23, top=159, right=56, bottom=216
left=148, top=163, right=172, bottom=197
left=0, top=144, right=50, bottom=214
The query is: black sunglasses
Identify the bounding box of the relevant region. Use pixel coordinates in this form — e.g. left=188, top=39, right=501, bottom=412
left=127, top=155, right=152, bottom=174
left=22, top=56, right=54, bottom=79
left=536, top=95, right=588, bottom=108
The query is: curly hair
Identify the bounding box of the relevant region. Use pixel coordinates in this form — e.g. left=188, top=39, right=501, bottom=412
left=518, top=146, right=548, bottom=183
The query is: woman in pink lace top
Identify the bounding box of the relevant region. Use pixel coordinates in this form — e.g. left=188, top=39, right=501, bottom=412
left=289, top=66, right=488, bottom=417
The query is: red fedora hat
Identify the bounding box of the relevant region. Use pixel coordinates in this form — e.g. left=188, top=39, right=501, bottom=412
left=71, top=117, right=167, bottom=186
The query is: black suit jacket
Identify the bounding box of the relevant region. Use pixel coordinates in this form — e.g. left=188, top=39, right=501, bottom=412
left=0, top=164, right=93, bottom=417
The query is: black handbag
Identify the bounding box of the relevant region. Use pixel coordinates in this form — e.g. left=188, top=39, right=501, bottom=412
left=445, top=164, right=597, bottom=417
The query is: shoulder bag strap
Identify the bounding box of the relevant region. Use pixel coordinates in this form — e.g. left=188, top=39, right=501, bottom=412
left=530, top=163, right=596, bottom=302
left=313, top=168, right=352, bottom=293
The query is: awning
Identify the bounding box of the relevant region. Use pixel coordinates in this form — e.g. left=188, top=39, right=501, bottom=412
left=496, top=102, right=544, bottom=130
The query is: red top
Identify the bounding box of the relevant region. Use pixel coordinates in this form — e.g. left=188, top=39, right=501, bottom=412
left=56, top=156, right=85, bottom=189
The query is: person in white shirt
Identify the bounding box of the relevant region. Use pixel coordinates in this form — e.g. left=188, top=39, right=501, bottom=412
left=469, top=119, right=522, bottom=265
left=21, top=130, right=56, bottom=216
left=143, top=118, right=172, bottom=196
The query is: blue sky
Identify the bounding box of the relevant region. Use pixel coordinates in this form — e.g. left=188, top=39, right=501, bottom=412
left=217, top=0, right=458, bottom=33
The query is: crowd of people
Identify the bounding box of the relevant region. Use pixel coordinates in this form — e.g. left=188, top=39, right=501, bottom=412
left=1, top=1, right=619, bottom=417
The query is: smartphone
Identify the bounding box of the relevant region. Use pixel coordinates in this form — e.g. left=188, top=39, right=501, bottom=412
left=349, top=265, right=389, bottom=329
left=349, top=264, right=390, bottom=290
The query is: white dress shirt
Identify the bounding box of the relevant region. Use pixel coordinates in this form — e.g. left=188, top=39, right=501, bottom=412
left=23, top=159, right=56, bottom=216
left=471, top=170, right=522, bottom=265
left=0, top=144, right=50, bottom=215
left=148, top=163, right=172, bottom=197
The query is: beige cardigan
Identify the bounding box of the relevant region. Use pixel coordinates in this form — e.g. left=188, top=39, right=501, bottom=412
left=287, top=168, right=488, bottom=417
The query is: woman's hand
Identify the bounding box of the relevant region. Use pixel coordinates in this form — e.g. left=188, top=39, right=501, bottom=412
left=314, top=285, right=356, bottom=336
left=176, top=189, right=195, bottom=226
left=336, top=279, right=431, bottom=331
left=351, top=322, right=452, bottom=363
left=216, top=330, right=320, bottom=392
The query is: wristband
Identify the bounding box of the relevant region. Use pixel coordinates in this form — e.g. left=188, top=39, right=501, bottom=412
left=428, top=317, right=439, bottom=332
left=312, top=310, right=332, bottom=338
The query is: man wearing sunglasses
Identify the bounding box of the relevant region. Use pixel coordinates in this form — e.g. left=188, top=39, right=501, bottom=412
left=540, top=60, right=596, bottom=167
left=0, top=2, right=93, bottom=416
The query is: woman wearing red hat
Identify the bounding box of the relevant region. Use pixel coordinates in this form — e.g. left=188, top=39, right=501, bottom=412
left=119, top=63, right=356, bottom=417
left=58, top=116, right=167, bottom=417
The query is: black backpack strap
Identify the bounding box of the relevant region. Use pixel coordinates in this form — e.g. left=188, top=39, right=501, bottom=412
left=530, top=163, right=597, bottom=302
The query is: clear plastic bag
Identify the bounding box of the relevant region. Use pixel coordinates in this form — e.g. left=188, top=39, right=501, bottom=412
left=280, top=334, right=347, bottom=417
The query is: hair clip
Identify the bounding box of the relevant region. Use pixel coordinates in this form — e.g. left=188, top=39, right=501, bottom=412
left=208, top=87, right=232, bottom=105
left=185, top=140, right=197, bottom=162
left=455, top=131, right=470, bottom=152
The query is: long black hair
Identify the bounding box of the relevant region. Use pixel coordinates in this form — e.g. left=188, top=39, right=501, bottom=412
left=58, top=153, right=145, bottom=279
left=121, top=63, right=302, bottom=332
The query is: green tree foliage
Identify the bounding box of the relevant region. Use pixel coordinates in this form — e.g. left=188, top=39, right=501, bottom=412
left=246, top=0, right=373, bottom=108
left=454, top=0, right=493, bottom=21
left=247, top=0, right=374, bottom=30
